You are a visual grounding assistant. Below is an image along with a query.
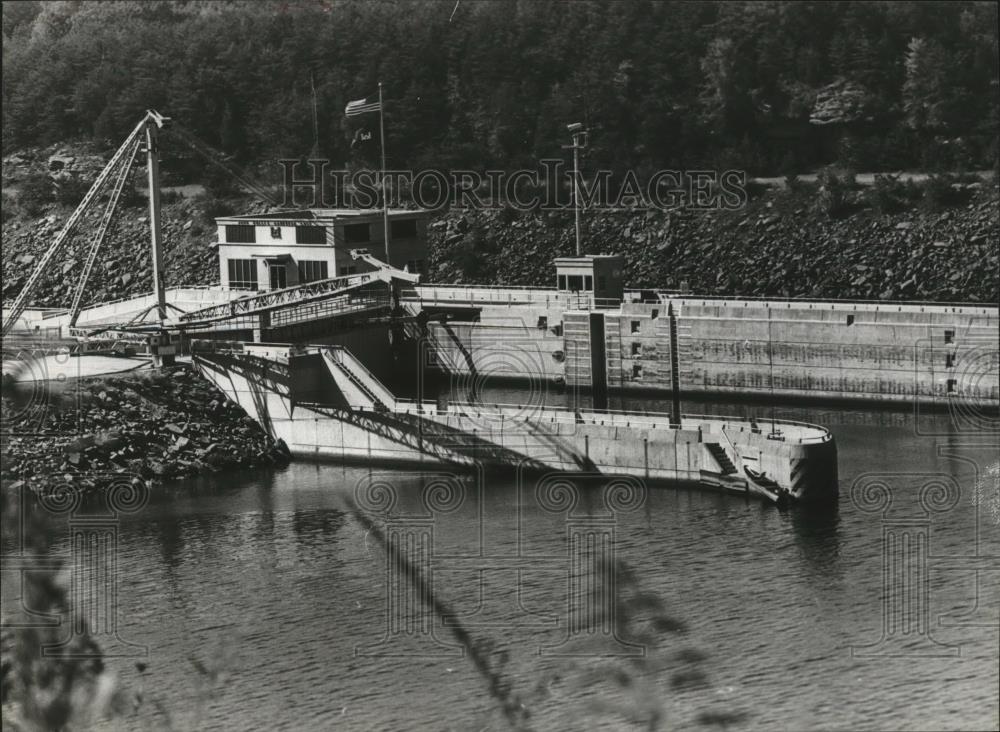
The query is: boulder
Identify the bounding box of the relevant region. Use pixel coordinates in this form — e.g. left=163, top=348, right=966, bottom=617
left=47, top=155, right=75, bottom=172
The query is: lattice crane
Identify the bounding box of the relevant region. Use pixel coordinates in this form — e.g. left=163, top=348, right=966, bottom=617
left=2, top=110, right=169, bottom=337
left=67, top=139, right=141, bottom=327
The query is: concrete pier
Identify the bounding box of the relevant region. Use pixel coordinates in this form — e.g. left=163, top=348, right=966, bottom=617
left=193, top=342, right=838, bottom=502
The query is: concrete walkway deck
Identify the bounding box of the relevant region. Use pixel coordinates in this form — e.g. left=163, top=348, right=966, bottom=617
left=6, top=354, right=151, bottom=382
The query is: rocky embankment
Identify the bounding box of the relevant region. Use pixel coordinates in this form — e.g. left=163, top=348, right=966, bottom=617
left=1, top=365, right=288, bottom=496
left=427, top=184, right=999, bottom=303
left=2, top=144, right=263, bottom=307
left=4, top=144, right=997, bottom=305
left=2, top=199, right=219, bottom=307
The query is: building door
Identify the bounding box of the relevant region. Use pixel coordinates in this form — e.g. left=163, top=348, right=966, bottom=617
left=269, top=263, right=287, bottom=290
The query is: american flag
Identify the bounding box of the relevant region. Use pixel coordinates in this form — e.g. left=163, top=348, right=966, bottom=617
left=345, top=97, right=382, bottom=116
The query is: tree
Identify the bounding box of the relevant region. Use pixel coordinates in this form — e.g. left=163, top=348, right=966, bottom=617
left=1, top=1, right=997, bottom=172
left=699, top=38, right=740, bottom=132
left=903, top=37, right=955, bottom=131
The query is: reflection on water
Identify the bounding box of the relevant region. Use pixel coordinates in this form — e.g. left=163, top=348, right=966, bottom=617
left=72, top=394, right=999, bottom=731
left=789, top=499, right=843, bottom=576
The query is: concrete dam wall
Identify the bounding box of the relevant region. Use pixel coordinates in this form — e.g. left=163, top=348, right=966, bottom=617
left=411, top=291, right=999, bottom=407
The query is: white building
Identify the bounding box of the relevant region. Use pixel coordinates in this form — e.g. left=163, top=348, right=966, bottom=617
left=214, top=208, right=429, bottom=291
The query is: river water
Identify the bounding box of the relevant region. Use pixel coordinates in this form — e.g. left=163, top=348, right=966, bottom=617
left=63, top=390, right=1000, bottom=730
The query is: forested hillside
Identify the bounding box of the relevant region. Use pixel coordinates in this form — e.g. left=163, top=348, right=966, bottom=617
left=3, top=0, right=998, bottom=176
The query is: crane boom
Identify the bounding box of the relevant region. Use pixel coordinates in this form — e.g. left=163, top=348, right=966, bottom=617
left=68, top=139, right=141, bottom=327
left=2, top=111, right=167, bottom=337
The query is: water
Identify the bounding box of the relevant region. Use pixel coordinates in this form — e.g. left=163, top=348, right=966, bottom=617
left=56, top=393, right=1000, bottom=730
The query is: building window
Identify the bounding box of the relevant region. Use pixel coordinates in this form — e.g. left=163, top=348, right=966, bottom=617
left=391, top=219, right=418, bottom=239
left=558, top=275, right=567, bottom=290
left=944, top=329, right=954, bottom=344
left=947, top=378, right=957, bottom=393
left=270, top=226, right=282, bottom=239
left=631, top=342, right=641, bottom=356
left=633, top=364, right=643, bottom=378
left=537, top=316, right=548, bottom=330
left=568, top=275, right=584, bottom=291
left=584, top=275, right=593, bottom=291
left=631, top=320, right=641, bottom=334
left=227, top=259, right=258, bottom=290
left=298, top=260, right=329, bottom=283
left=945, top=353, right=954, bottom=368
left=846, top=314, right=855, bottom=326
left=344, top=223, right=370, bottom=244
left=651, top=308, right=659, bottom=319
left=405, top=259, right=425, bottom=274
left=225, top=224, right=255, bottom=243
left=296, top=226, right=326, bottom=244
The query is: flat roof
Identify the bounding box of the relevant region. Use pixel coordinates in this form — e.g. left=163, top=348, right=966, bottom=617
left=218, top=208, right=427, bottom=223
left=553, top=254, right=623, bottom=262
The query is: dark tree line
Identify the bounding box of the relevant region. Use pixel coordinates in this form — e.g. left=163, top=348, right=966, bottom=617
left=2, top=0, right=998, bottom=178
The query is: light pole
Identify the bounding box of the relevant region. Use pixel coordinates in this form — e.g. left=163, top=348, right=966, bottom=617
left=563, top=123, right=588, bottom=257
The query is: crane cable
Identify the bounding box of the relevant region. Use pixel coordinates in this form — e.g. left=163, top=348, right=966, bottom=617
left=166, top=122, right=279, bottom=206
left=68, top=139, right=142, bottom=328
left=2, top=114, right=155, bottom=337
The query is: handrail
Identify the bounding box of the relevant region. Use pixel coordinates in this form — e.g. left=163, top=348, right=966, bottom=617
left=414, top=283, right=560, bottom=292
left=325, top=346, right=397, bottom=405
left=648, top=291, right=996, bottom=310
left=406, top=286, right=617, bottom=311
left=333, top=392, right=831, bottom=444
left=67, top=326, right=149, bottom=342
left=267, top=293, right=390, bottom=328
left=719, top=425, right=741, bottom=460
left=412, top=282, right=995, bottom=309
left=370, top=399, right=831, bottom=444
left=15, top=285, right=236, bottom=316
left=179, top=274, right=389, bottom=325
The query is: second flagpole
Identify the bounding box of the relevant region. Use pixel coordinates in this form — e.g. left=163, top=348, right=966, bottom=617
left=378, top=82, right=390, bottom=264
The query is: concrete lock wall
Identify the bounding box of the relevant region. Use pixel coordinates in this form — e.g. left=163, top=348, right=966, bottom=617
left=424, top=303, right=567, bottom=383
left=667, top=299, right=999, bottom=403
left=422, top=297, right=998, bottom=406
left=297, top=410, right=711, bottom=482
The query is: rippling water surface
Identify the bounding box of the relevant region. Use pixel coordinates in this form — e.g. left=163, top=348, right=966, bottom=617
left=74, top=393, right=998, bottom=730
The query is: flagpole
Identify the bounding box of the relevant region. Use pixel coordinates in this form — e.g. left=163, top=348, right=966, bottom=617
left=310, top=70, right=319, bottom=156
left=378, top=82, right=390, bottom=264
